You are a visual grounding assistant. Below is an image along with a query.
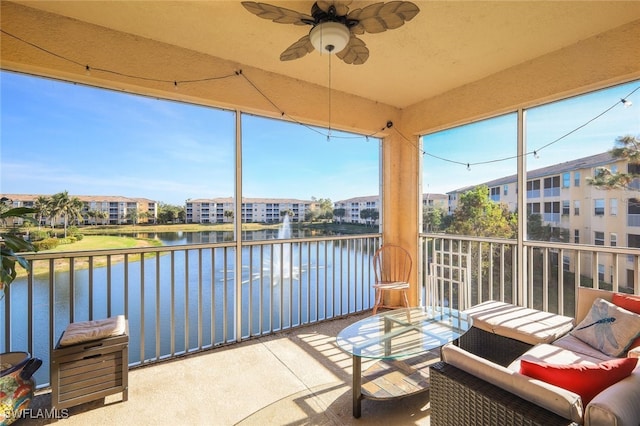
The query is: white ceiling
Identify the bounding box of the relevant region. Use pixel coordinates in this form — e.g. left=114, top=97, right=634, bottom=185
left=12, top=1, right=640, bottom=109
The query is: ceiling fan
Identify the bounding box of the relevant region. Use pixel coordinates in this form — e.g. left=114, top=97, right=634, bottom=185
left=241, top=1, right=420, bottom=65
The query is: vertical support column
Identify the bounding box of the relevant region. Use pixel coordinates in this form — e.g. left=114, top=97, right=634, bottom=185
left=235, top=110, right=243, bottom=342
left=517, top=108, right=528, bottom=306
left=382, top=130, right=420, bottom=306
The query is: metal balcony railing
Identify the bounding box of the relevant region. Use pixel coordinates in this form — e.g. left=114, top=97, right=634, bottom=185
left=419, top=233, right=640, bottom=315
left=4, top=232, right=639, bottom=391
left=1, top=234, right=381, bottom=388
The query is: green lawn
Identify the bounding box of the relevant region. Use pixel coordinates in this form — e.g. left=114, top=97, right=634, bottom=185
left=39, top=235, right=162, bottom=252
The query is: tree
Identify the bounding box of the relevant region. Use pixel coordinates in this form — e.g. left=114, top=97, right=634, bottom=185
left=587, top=135, right=640, bottom=190
left=33, top=195, right=52, bottom=229
left=448, top=185, right=516, bottom=238
left=126, top=208, right=140, bottom=225
left=95, top=209, right=109, bottom=225
left=157, top=203, right=185, bottom=224
left=224, top=210, right=234, bottom=223
left=310, top=197, right=333, bottom=221
left=526, top=214, right=567, bottom=242
left=370, top=209, right=379, bottom=225
left=424, top=207, right=446, bottom=232
left=333, top=208, right=346, bottom=223
left=305, top=208, right=321, bottom=222
left=50, top=191, right=84, bottom=237
left=0, top=199, right=37, bottom=294
left=360, top=208, right=372, bottom=225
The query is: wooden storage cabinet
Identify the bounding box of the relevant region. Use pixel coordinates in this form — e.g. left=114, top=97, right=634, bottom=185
left=51, top=323, right=129, bottom=411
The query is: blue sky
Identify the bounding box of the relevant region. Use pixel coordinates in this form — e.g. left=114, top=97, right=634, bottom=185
left=2, top=71, right=639, bottom=204
left=423, top=80, right=640, bottom=194
left=1, top=71, right=380, bottom=205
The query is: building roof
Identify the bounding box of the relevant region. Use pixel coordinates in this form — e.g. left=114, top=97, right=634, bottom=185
left=1, top=193, right=159, bottom=203
left=448, top=151, right=616, bottom=194
left=187, top=197, right=312, bottom=204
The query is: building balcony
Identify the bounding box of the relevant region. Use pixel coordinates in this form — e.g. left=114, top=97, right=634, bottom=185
left=2, top=2, right=640, bottom=423
left=6, top=233, right=639, bottom=424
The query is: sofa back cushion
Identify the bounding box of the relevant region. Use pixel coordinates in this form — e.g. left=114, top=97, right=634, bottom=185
left=576, top=287, right=614, bottom=324
left=441, top=344, right=583, bottom=422
left=520, top=358, right=638, bottom=406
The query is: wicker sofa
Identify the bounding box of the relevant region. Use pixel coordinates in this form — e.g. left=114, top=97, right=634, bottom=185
left=430, top=288, right=640, bottom=426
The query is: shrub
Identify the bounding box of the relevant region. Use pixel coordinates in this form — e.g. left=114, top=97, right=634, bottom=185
left=33, top=238, right=60, bottom=251
left=29, top=230, right=50, bottom=241
left=57, top=237, right=76, bottom=245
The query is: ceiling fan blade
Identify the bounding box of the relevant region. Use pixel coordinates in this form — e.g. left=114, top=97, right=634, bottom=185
left=316, top=1, right=351, bottom=17
left=336, top=36, right=369, bottom=65
left=280, top=35, right=315, bottom=61
left=242, top=1, right=313, bottom=25
left=348, top=1, right=420, bottom=35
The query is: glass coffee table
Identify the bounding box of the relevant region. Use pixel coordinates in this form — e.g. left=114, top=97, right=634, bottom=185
left=336, top=306, right=472, bottom=418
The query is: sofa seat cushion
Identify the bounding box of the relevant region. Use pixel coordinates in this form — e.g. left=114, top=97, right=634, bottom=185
left=441, top=344, right=583, bottom=422
left=508, top=342, right=609, bottom=371
left=552, top=333, right=614, bottom=361
left=464, top=300, right=574, bottom=345
left=585, top=365, right=640, bottom=426
left=510, top=343, right=640, bottom=426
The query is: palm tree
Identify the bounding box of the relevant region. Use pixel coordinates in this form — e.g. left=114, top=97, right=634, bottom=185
left=50, top=191, right=84, bottom=237
left=587, top=135, right=640, bottom=190
left=33, top=195, right=52, bottom=229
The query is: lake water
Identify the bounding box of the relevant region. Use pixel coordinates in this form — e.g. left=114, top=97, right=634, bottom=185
left=4, top=231, right=377, bottom=386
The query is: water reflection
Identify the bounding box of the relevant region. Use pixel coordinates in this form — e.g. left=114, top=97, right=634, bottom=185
left=4, top=231, right=377, bottom=387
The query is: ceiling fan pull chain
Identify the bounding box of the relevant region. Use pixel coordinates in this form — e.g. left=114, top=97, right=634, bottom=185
left=328, top=53, right=332, bottom=141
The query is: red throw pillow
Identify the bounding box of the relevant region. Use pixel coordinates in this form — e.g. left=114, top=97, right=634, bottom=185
left=612, top=293, right=640, bottom=350
left=520, top=358, right=638, bottom=405
left=613, top=293, right=640, bottom=314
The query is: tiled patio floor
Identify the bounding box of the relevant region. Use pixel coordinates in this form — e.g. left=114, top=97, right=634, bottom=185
left=21, top=312, right=435, bottom=425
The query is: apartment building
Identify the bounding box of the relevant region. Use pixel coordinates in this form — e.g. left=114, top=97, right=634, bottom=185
left=1, top=194, right=158, bottom=225
left=333, top=195, right=379, bottom=225
left=185, top=197, right=314, bottom=224
left=447, top=151, right=640, bottom=287
left=422, top=193, right=448, bottom=212
left=333, top=194, right=447, bottom=225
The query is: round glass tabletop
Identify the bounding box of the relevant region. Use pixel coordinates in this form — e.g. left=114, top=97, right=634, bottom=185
left=336, top=306, right=472, bottom=359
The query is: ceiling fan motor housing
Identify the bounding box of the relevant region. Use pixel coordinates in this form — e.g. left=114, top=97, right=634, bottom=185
left=309, top=22, right=350, bottom=54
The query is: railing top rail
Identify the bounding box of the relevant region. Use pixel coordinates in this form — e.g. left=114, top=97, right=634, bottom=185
left=420, top=233, right=515, bottom=245
left=421, top=233, right=640, bottom=256
left=20, top=233, right=382, bottom=260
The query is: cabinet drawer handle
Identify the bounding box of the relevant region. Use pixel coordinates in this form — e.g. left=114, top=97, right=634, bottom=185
left=83, top=354, right=102, bottom=360
left=84, top=342, right=104, bottom=350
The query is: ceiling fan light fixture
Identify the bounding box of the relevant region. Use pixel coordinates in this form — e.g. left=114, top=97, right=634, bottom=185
left=309, top=22, right=350, bottom=55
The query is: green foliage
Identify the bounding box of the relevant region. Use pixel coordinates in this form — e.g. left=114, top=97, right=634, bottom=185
left=157, top=203, right=185, bottom=224
left=448, top=185, right=516, bottom=238
left=32, top=238, right=60, bottom=251
left=587, top=135, right=640, bottom=190
left=310, top=197, right=334, bottom=220
left=423, top=207, right=446, bottom=232
left=527, top=214, right=569, bottom=242
left=29, top=229, right=50, bottom=241
left=333, top=208, right=346, bottom=222
left=1, top=201, right=37, bottom=292
left=359, top=208, right=379, bottom=226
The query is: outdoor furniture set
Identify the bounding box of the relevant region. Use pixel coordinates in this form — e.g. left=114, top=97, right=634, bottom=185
left=430, top=287, right=640, bottom=426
